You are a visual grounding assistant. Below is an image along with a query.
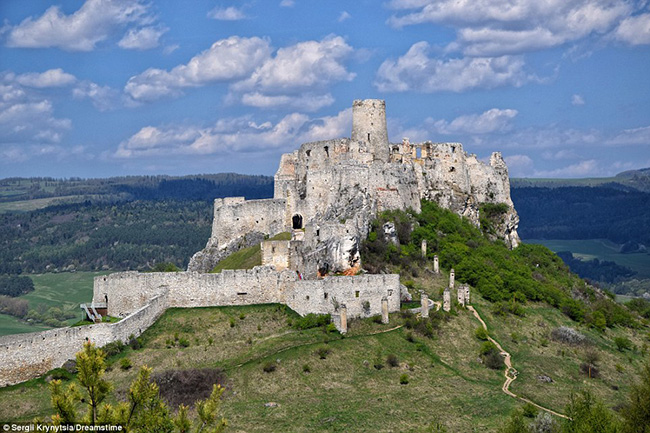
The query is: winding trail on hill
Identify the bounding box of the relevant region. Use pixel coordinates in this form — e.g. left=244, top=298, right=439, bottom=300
left=467, top=305, right=570, bottom=420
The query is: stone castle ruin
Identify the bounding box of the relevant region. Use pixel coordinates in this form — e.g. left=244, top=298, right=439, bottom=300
left=189, top=99, right=519, bottom=278
left=0, top=100, right=518, bottom=386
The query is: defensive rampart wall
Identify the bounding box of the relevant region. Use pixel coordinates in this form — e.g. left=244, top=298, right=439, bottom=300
left=0, top=293, right=168, bottom=387
left=2, top=268, right=400, bottom=387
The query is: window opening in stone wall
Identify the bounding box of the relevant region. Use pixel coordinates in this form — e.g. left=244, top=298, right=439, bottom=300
left=416, top=147, right=422, bottom=158
left=324, top=146, right=329, bottom=157
left=451, top=145, right=456, bottom=153
left=316, top=229, right=320, bottom=237
left=324, top=293, right=328, bottom=299
left=449, top=167, right=455, bottom=172
left=355, top=291, right=360, bottom=298
left=367, top=133, right=371, bottom=141
left=292, top=214, right=303, bottom=229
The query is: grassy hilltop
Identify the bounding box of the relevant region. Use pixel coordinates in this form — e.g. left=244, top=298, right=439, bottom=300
left=1, top=201, right=649, bottom=431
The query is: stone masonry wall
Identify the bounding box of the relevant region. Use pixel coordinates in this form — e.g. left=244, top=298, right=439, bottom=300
left=0, top=293, right=167, bottom=387
left=286, top=274, right=401, bottom=318
left=3, top=268, right=401, bottom=387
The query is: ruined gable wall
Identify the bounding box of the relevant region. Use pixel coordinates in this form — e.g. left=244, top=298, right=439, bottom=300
left=286, top=274, right=401, bottom=318
left=209, top=197, right=288, bottom=249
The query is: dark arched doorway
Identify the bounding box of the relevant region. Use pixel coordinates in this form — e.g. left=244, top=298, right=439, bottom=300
left=292, top=214, right=303, bottom=229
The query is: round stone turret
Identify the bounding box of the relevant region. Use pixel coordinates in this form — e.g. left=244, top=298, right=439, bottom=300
left=351, top=99, right=389, bottom=162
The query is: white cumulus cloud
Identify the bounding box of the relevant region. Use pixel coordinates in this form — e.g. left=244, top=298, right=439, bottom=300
left=125, top=36, right=272, bottom=101
left=233, top=35, right=355, bottom=93
left=614, top=13, right=650, bottom=45
left=432, top=108, right=518, bottom=134
left=6, top=0, right=156, bottom=51
left=13, top=69, right=77, bottom=88
left=387, top=0, right=640, bottom=56
left=115, top=109, right=353, bottom=158
left=118, top=26, right=167, bottom=50
left=375, top=41, right=533, bottom=92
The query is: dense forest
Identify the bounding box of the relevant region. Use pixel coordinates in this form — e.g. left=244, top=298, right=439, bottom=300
left=0, top=174, right=274, bottom=274
left=511, top=185, right=650, bottom=246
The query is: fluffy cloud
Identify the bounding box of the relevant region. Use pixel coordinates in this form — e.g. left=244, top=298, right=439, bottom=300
left=208, top=6, right=247, bottom=21
left=7, top=0, right=156, bottom=51
left=431, top=108, right=518, bottom=134
left=125, top=36, right=272, bottom=101
left=614, top=13, right=650, bottom=45
left=115, top=109, right=352, bottom=158
left=12, top=69, right=77, bottom=88
left=387, top=0, right=638, bottom=56
left=126, top=35, right=354, bottom=108
left=118, top=26, right=167, bottom=50
left=375, top=42, right=533, bottom=92
left=72, top=82, right=122, bottom=111
left=233, top=36, right=355, bottom=93
left=0, top=83, right=71, bottom=145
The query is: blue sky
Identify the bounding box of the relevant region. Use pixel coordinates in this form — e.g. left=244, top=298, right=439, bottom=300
left=1, top=0, right=649, bottom=179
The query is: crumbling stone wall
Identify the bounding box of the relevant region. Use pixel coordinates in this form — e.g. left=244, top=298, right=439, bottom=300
left=188, top=197, right=288, bottom=272
left=286, top=274, right=401, bottom=318
left=0, top=293, right=167, bottom=387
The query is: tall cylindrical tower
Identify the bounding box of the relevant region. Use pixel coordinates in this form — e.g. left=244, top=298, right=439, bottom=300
left=351, top=99, right=389, bottom=162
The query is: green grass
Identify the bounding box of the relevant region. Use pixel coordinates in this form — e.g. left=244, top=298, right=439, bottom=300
left=526, top=239, right=650, bottom=279
left=0, top=313, right=51, bottom=337
left=0, top=272, right=107, bottom=337
left=0, top=195, right=87, bottom=213
left=23, top=272, right=107, bottom=326
left=0, top=298, right=646, bottom=431
left=210, top=232, right=291, bottom=273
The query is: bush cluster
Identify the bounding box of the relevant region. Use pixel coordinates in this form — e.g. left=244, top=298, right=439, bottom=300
left=152, top=368, right=226, bottom=407
left=550, top=326, right=586, bottom=345
left=293, top=313, right=332, bottom=330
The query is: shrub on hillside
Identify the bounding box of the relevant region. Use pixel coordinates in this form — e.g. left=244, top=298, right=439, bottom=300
left=0, top=275, right=34, bottom=297
left=293, top=313, right=331, bottom=330
left=551, top=326, right=586, bottom=345
left=153, top=368, right=226, bottom=407
left=386, top=354, right=400, bottom=367
left=475, top=327, right=489, bottom=340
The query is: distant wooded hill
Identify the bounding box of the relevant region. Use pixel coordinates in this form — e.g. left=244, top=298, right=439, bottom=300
left=0, top=173, right=274, bottom=205
left=0, top=174, right=274, bottom=274
left=511, top=168, right=650, bottom=290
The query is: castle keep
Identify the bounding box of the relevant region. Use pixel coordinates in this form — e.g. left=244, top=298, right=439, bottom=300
left=0, top=100, right=519, bottom=386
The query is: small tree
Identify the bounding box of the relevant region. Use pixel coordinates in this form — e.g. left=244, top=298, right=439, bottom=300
left=76, top=342, right=112, bottom=425
left=620, top=361, right=650, bottom=433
